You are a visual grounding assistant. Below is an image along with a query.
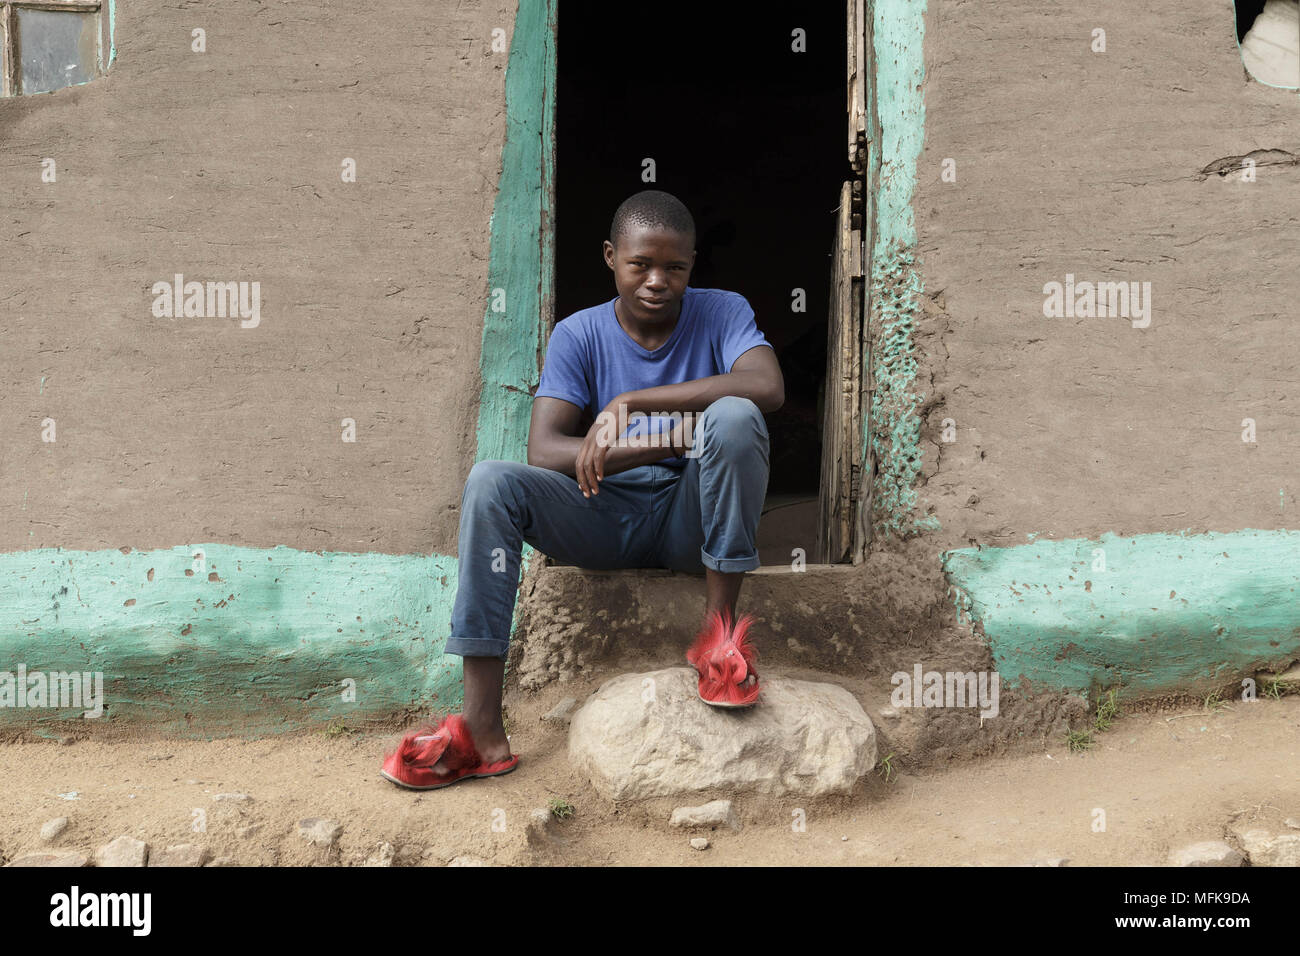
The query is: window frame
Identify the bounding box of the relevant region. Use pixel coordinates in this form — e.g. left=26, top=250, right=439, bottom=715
left=1, top=0, right=106, bottom=98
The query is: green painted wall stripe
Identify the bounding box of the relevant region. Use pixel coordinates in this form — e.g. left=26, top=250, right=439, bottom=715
left=471, top=0, right=557, bottom=577
left=865, top=0, right=939, bottom=540
left=474, top=0, right=557, bottom=465
left=943, top=530, right=1300, bottom=696
left=0, top=544, right=459, bottom=732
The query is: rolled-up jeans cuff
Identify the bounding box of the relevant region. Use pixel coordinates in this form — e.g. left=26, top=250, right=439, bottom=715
left=700, top=547, right=760, bottom=573
left=444, top=635, right=509, bottom=661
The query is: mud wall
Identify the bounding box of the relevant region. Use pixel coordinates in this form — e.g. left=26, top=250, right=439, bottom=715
left=912, top=0, right=1300, bottom=551
left=1, top=0, right=514, bottom=557
left=0, top=0, right=553, bottom=732
left=873, top=0, right=1300, bottom=694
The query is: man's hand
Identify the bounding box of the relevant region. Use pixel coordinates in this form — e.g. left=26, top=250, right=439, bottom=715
left=575, top=409, right=616, bottom=497
left=526, top=344, right=783, bottom=492
left=528, top=396, right=675, bottom=490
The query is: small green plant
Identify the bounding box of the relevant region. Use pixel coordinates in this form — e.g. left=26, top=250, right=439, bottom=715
left=877, top=752, right=896, bottom=783
left=1066, top=729, right=1093, bottom=753
left=323, top=721, right=354, bottom=738
left=1093, top=688, right=1121, bottom=732
left=548, top=797, right=575, bottom=820
left=1204, top=690, right=1229, bottom=713
left=1264, top=679, right=1296, bottom=701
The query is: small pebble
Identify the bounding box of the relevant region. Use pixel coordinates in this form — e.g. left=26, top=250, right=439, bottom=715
left=40, top=817, right=69, bottom=842
left=298, top=818, right=342, bottom=847
left=689, top=837, right=709, bottom=850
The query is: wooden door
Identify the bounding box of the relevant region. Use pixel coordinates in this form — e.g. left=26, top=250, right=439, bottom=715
left=816, top=0, right=871, bottom=564
left=816, top=180, right=864, bottom=564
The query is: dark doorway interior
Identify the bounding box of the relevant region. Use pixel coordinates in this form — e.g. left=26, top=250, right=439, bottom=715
left=556, top=1, right=848, bottom=514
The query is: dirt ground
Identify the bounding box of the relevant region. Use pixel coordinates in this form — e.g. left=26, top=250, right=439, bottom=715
left=2, top=670, right=1296, bottom=868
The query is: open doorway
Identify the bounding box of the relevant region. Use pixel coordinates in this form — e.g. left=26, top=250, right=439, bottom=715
left=555, top=1, right=855, bottom=564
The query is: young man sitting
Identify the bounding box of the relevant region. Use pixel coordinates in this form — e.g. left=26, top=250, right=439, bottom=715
left=381, top=189, right=784, bottom=789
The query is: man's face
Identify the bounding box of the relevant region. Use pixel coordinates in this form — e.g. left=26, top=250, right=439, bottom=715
left=603, top=223, right=696, bottom=322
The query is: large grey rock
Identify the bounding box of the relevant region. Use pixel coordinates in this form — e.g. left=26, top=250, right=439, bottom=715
left=94, top=835, right=149, bottom=867
left=569, top=668, right=876, bottom=799
left=1169, top=841, right=1245, bottom=867
left=1237, top=828, right=1300, bottom=867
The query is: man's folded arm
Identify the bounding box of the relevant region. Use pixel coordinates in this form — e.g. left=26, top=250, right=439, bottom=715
left=609, top=344, right=784, bottom=418
left=527, top=396, right=669, bottom=477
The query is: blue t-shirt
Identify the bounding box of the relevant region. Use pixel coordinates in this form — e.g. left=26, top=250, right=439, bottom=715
left=535, top=287, right=772, bottom=467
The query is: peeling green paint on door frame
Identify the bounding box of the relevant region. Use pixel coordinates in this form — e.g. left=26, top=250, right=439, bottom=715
left=476, top=0, right=557, bottom=465
left=863, top=0, right=939, bottom=541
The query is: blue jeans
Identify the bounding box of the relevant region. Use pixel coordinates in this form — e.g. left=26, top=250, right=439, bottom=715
left=445, top=396, right=770, bottom=660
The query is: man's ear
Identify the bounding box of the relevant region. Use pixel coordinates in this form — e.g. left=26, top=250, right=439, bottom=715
left=603, top=240, right=615, bottom=269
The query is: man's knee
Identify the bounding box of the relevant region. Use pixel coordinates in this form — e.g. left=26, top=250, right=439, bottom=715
left=463, top=459, right=525, bottom=505
left=698, top=396, right=767, bottom=447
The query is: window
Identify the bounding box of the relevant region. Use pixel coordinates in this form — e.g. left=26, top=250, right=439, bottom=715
left=0, top=1, right=108, bottom=97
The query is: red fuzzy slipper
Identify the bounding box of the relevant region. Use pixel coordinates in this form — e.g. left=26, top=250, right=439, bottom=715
left=686, top=608, right=760, bottom=708
left=379, top=714, right=519, bottom=790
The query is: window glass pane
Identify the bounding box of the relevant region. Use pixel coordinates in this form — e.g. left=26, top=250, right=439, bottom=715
left=18, top=9, right=98, bottom=95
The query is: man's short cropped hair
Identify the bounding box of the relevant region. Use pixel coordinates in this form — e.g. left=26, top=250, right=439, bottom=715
left=609, top=189, right=697, bottom=249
